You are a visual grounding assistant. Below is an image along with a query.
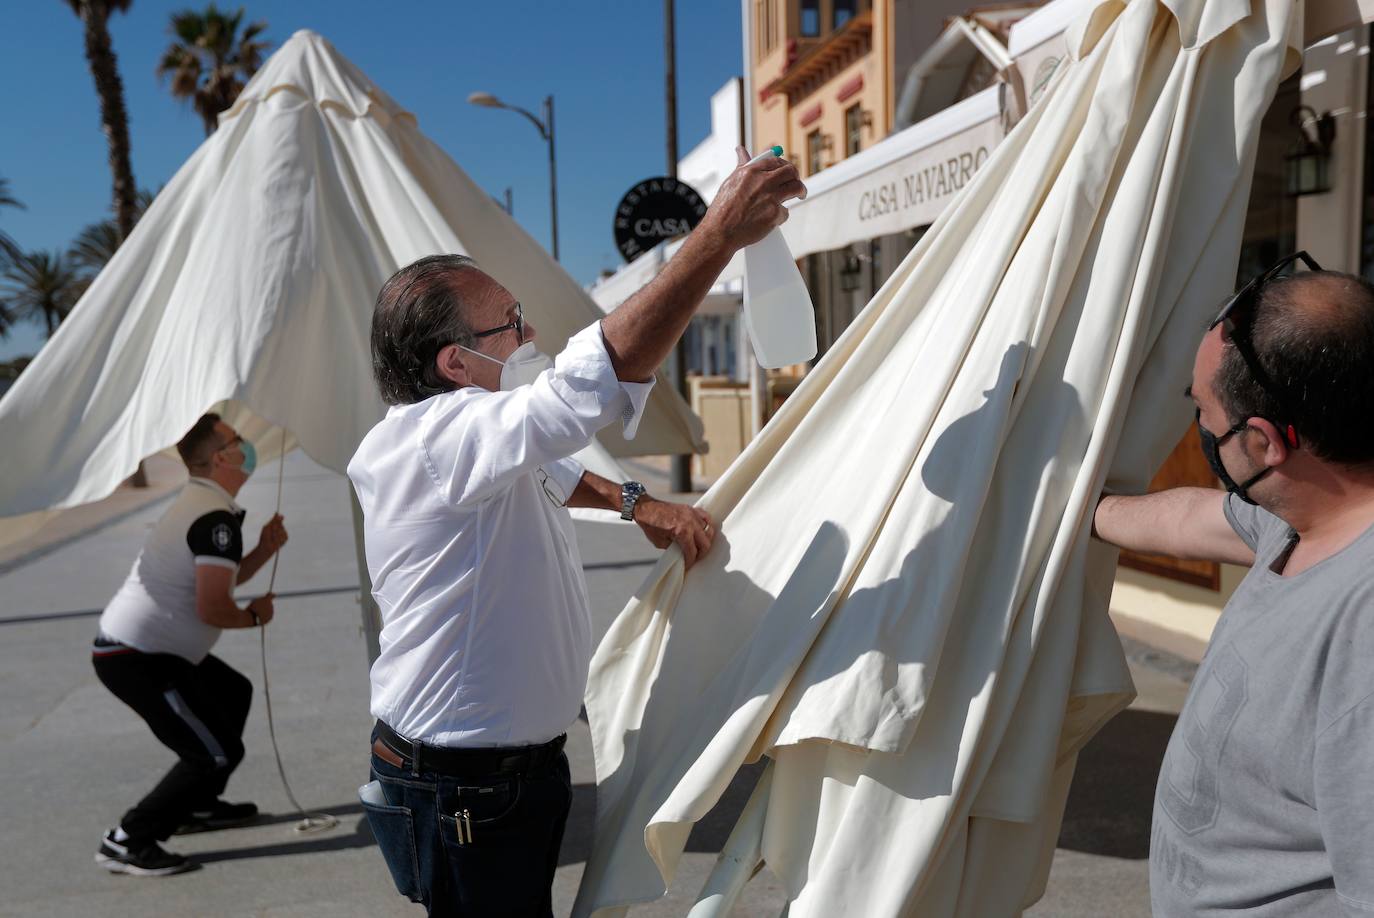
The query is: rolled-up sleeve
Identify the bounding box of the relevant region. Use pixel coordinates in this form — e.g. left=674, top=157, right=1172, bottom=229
left=421, top=322, right=654, bottom=506
left=566, top=323, right=654, bottom=440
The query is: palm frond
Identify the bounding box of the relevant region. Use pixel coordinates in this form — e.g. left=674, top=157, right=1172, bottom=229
left=69, top=221, right=122, bottom=273
left=169, top=9, right=209, bottom=45
left=0, top=177, right=25, bottom=211
left=0, top=250, right=85, bottom=337
left=160, top=3, right=270, bottom=131
left=68, top=187, right=157, bottom=275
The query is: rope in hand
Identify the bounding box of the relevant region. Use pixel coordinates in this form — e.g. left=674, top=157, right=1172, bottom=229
left=258, top=427, right=338, bottom=834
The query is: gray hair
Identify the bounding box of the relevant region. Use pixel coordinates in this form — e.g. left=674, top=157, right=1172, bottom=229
left=370, top=254, right=481, bottom=404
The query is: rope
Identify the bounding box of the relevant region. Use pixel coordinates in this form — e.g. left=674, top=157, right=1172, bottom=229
left=258, top=427, right=338, bottom=834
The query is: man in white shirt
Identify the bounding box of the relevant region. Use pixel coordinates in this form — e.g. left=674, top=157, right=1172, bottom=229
left=348, top=146, right=804, bottom=915
left=93, top=413, right=286, bottom=876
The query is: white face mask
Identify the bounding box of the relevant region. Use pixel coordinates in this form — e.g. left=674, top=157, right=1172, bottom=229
left=460, top=341, right=554, bottom=391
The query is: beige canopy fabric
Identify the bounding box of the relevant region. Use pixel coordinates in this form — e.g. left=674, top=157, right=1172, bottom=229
left=0, top=30, right=701, bottom=549
left=573, top=0, right=1300, bottom=914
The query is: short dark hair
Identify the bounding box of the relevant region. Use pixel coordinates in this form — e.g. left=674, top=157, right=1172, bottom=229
left=370, top=254, right=481, bottom=405
left=1215, top=270, right=1374, bottom=466
left=177, top=413, right=223, bottom=469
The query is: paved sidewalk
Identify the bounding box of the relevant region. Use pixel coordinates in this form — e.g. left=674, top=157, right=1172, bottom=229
left=0, top=452, right=1183, bottom=917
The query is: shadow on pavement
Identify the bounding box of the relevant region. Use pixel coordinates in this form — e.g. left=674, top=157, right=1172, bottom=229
left=246, top=803, right=366, bottom=829
left=193, top=815, right=376, bottom=864
left=1056, top=708, right=1178, bottom=860
left=183, top=708, right=1171, bottom=868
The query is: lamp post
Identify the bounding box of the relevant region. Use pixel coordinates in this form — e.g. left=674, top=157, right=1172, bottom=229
left=665, top=0, right=693, bottom=495
left=469, top=92, right=559, bottom=260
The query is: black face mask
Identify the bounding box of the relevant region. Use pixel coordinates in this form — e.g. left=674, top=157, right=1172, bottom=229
left=1196, top=410, right=1270, bottom=505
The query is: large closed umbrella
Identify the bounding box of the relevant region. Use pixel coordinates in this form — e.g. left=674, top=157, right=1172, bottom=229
left=0, top=30, right=703, bottom=557
left=573, top=0, right=1300, bottom=914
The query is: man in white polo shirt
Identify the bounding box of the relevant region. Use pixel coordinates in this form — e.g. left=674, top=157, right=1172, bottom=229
left=348, top=147, right=804, bottom=915
left=92, top=413, right=286, bottom=876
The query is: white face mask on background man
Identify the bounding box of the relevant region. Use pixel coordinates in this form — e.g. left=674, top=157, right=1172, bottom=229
left=460, top=341, right=554, bottom=391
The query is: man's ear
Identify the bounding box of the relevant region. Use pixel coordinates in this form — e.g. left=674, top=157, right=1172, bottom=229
left=434, top=344, right=470, bottom=389
left=1246, top=417, right=1291, bottom=468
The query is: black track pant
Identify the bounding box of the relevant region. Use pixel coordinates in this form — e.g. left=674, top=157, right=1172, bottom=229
left=93, top=647, right=252, bottom=844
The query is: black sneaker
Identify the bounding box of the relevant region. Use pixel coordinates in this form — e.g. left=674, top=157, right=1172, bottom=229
left=95, top=831, right=197, bottom=877
left=175, top=799, right=260, bottom=834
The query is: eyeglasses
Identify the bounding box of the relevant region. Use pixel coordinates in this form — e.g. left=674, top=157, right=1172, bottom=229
left=472, top=303, right=525, bottom=342
left=1207, top=251, right=1321, bottom=448
left=217, top=434, right=244, bottom=453
left=535, top=466, right=567, bottom=508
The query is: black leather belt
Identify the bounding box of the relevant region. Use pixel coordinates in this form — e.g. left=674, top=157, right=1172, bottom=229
left=373, top=720, right=566, bottom=778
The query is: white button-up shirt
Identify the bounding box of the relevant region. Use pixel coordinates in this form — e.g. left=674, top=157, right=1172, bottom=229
left=347, top=323, right=653, bottom=747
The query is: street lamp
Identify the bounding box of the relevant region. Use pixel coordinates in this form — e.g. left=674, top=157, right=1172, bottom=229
left=469, top=91, right=559, bottom=260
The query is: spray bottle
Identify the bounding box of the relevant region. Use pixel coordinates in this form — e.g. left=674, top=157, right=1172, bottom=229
left=742, top=146, right=817, bottom=369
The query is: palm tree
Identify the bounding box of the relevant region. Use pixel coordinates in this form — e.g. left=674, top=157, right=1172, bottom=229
left=0, top=176, right=24, bottom=264
left=0, top=251, right=87, bottom=338
left=61, top=1, right=140, bottom=248
left=69, top=188, right=157, bottom=275
left=158, top=5, right=269, bottom=136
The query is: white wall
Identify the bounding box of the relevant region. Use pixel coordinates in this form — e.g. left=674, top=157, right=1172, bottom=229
left=1295, top=29, right=1369, bottom=272
left=677, top=79, right=744, bottom=203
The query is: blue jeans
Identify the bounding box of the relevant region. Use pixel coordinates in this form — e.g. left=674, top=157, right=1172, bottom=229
left=362, top=731, right=573, bottom=917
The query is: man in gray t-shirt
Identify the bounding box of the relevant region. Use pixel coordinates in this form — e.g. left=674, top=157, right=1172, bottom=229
left=1148, top=494, right=1374, bottom=914
left=1095, top=261, right=1374, bottom=915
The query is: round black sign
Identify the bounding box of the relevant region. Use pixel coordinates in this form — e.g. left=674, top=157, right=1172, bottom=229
left=613, top=176, right=707, bottom=262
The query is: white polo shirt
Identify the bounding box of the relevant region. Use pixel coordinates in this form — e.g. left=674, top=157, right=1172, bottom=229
left=347, top=322, right=653, bottom=748
left=98, top=477, right=245, bottom=664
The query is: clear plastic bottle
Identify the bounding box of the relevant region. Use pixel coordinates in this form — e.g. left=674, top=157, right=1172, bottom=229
left=743, top=225, right=817, bottom=369
left=740, top=146, right=817, bottom=369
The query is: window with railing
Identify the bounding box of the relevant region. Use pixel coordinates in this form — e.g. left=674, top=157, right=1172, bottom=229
left=845, top=104, right=863, bottom=157
left=807, top=129, right=824, bottom=175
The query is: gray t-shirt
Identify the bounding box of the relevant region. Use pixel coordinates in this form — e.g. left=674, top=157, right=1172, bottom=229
left=1150, top=493, right=1374, bottom=916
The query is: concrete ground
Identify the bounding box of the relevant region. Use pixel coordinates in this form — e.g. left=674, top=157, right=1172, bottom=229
left=0, top=453, right=1188, bottom=917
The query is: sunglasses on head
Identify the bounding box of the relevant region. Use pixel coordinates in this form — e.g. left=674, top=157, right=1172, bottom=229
left=1206, top=251, right=1321, bottom=449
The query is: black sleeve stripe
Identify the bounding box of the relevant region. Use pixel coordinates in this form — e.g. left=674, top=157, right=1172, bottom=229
left=186, top=510, right=244, bottom=564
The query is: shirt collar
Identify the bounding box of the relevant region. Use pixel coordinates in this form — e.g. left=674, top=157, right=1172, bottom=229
left=188, top=475, right=244, bottom=515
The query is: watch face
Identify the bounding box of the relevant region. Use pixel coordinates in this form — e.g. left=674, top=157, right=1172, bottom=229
left=622, top=481, right=645, bottom=519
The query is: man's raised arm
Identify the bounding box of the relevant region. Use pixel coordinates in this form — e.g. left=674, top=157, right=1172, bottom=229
left=600, top=146, right=805, bottom=382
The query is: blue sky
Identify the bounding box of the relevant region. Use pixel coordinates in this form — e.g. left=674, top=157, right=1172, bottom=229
left=0, top=0, right=744, bottom=359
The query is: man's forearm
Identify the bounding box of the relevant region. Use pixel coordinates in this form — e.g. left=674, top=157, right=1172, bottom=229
left=198, top=594, right=257, bottom=628
left=600, top=227, right=735, bottom=382
left=567, top=470, right=632, bottom=513
left=237, top=548, right=269, bottom=584
left=1093, top=488, right=1253, bottom=565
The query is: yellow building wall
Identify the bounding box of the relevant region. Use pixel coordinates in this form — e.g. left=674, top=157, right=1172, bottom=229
left=786, top=53, right=888, bottom=174
left=750, top=1, right=892, bottom=167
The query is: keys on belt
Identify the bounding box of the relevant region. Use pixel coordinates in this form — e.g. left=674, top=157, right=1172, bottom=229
left=454, top=808, right=474, bottom=845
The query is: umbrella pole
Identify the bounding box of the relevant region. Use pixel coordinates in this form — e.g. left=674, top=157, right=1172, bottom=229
left=349, top=482, right=382, bottom=664
left=688, top=760, right=776, bottom=918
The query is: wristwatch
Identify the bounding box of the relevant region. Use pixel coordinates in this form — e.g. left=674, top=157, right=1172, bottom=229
left=621, top=481, right=647, bottom=521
